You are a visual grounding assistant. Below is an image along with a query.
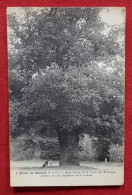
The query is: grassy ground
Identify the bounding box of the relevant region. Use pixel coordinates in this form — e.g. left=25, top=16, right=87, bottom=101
left=10, top=159, right=123, bottom=171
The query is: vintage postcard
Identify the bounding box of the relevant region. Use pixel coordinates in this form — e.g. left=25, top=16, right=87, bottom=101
left=7, top=7, right=125, bottom=186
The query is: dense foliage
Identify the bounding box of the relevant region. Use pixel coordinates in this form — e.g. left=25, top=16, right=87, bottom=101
left=8, top=8, right=125, bottom=164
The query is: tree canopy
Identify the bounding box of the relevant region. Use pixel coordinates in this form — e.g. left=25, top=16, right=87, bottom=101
left=8, top=7, right=125, bottom=164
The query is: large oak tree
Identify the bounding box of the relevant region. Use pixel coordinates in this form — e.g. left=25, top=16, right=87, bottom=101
left=8, top=8, right=125, bottom=165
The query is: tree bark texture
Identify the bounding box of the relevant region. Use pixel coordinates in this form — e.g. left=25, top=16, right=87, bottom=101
left=58, top=130, right=79, bottom=166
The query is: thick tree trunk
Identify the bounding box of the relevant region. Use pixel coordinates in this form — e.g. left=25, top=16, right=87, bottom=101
left=58, top=130, right=79, bottom=166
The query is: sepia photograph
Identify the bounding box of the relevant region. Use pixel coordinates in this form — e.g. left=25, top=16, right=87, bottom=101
left=7, top=7, right=125, bottom=186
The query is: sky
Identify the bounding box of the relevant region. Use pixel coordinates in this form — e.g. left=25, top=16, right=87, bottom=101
left=100, top=7, right=125, bottom=26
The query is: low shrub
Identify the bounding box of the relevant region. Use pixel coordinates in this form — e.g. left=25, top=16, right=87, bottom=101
left=10, top=136, right=34, bottom=160
left=108, top=143, right=124, bottom=162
